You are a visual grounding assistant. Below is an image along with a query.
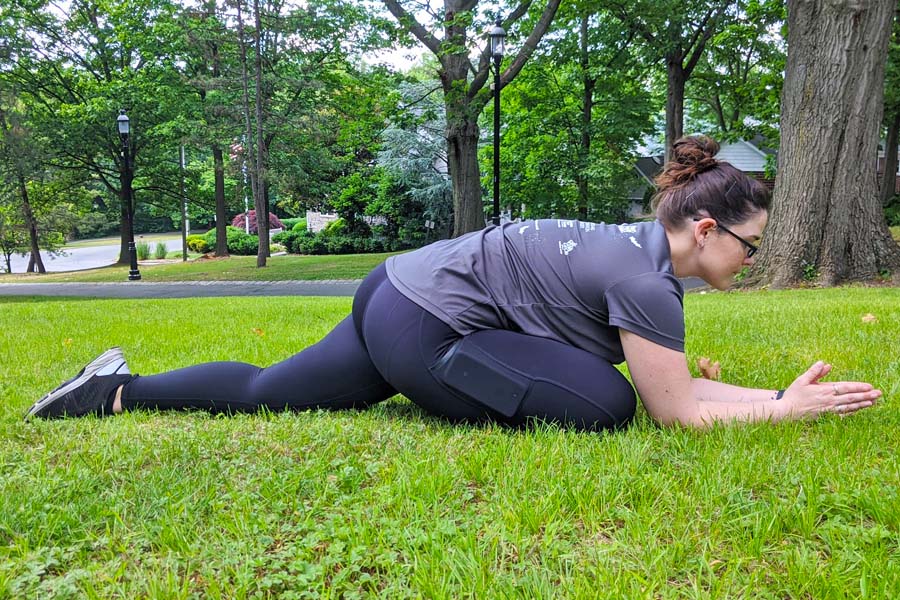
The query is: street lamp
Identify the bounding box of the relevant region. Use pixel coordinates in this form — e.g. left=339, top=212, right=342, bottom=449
left=489, top=18, right=506, bottom=226
left=117, top=109, right=141, bottom=281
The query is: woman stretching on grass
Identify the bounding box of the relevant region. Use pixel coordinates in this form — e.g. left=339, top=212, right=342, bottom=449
left=26, top=136, right=881, bottom=429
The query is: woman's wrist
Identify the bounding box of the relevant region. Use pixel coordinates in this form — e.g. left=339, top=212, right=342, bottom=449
left=769, top=389, right=786, bottom=401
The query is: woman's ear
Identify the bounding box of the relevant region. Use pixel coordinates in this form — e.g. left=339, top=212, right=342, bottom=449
left=693, top=217, right=716, bottom=248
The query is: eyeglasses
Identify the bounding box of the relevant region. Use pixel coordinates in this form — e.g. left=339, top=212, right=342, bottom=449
left=693, top=218, right=759, bottom=258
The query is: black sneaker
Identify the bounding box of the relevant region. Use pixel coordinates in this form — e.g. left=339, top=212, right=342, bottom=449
left=25, top=348, right=134, bottom=419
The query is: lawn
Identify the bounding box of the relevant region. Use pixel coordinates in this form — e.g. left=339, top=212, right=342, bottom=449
left=1, top=288, right=899, bottom=597
left=0, top=252, right=400, bottom=283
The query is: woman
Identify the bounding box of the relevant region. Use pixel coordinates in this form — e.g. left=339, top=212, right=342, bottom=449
left=26, top=136, right=881, bottom=429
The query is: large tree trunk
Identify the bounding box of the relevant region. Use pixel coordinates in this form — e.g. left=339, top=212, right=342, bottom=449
left=665, top=56, right=686, bottom=163
left=881, top=110, right=899, bottom=206
left=446, top=113, right=483, bottom=236
left=752, top=0, right=900, bottom=287
left=212, top=145, right=228, bottom=256
left=18, top=175, right=45, bottom=273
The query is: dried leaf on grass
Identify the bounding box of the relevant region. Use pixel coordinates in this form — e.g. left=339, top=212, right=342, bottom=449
left=698, top=357, right=721, bottom=380
left=862, top=313, right=877, bottom=323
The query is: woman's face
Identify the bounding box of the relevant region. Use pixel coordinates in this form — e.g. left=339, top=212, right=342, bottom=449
left=697, top=210, right=768, bottom=290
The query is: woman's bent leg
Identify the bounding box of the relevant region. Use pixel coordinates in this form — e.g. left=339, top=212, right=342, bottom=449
left=359, top=281, right=636, bottom=431
left=121, top=316, right=396, bottom=413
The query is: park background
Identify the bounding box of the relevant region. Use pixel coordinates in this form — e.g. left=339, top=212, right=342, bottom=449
left=0, top=0, right=898, bottom=285
left=3, top=0, right=900, bottom=598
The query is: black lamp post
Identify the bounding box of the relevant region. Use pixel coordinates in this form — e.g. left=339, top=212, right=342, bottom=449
left=489, top=19, right=506, bottom=226
left=117, top=110, right=141, bottom=281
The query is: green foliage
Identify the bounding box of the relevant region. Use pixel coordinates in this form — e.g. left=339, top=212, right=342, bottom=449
left=136, top=242, right=151, bottom=261
left=153, top=242, right=168, bottom=259
left=203, top=225, right=259, bottom=256
left=202, top=226, right=259, bottom=256
left=186, top=234, right=209, bottom=253
left=884, top=200, right=900, bottom=226
left=70, top=213, right=120, bottom=241
left=279, top=217, right=306, bottom=231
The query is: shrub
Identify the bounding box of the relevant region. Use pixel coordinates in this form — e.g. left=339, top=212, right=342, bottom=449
left=136, top=241, right=151, bottom=260
left=321, top=218, right=347, bottom=237
left=186, top=234, right=209, bottom=253
left=291, top=219, right=308, bottom=232
left=280, top=217, right=305, bottom=230
left=70, top=212, right=119, bottom=240
left=884, top=199, right=900, bottom=226
left=202, top=226, right=259, bottom=256
left=272, top=229, right=313, bottom=254
left=230, top=211, right=284, bottom=234
left=153, top=242, right=168, bottom=259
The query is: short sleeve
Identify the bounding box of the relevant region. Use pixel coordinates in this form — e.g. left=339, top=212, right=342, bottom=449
left=604, top=272, right=685, bottom=352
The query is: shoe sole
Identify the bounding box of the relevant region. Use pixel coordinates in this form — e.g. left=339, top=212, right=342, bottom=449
left=25, top=348, right=126, bottom=420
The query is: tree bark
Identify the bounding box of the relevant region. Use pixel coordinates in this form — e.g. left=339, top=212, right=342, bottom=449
left=17, top=175, right=45, bottom=273
left=881, top=110, right=899, bottom=206
left=751, top=0, right=900, bottom=287
left=577, top=13, right=594, bottom=221
left=253, top=0, right=268, bottom=267
left=212, top=145, right=228, bottom=256
left=665, top=56, right=686, bottom=163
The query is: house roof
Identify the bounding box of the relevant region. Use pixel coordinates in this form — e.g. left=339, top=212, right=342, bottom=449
left=715, top=140, right=769, bottom=172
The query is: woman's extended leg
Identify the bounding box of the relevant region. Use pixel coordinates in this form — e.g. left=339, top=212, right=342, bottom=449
left=118, top=265, right=397, bottom=414
left=121, top=315, right=396, bottom=413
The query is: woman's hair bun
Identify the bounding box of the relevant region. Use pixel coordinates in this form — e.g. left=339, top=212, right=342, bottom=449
left=657, top=135, right=720, bottom=187
left=671, top=135, right=719, bottom=173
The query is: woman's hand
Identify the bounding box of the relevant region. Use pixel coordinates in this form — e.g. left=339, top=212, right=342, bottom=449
left=783, top=361, right=882, bottom=419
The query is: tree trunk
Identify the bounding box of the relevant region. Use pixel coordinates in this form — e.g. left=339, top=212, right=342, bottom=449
left=665, top=55, right=686, bottom=163
left=18, top=175, right=45, bottom=273
left=577, top=12, right=593, bottom=221
left=117, top=157, right=132, bottom=265
left=444, top=52, right=484, bottom=236
left=881, top=110, right=899, bottom=206
left=752, top=0, right=900, bottom=287
left=213, top=144, right=228, bottom=256
left=253, top=0, right=268, bottom=267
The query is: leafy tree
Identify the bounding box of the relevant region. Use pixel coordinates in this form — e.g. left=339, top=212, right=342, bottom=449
left=752, top=0, right=900, bottom=286
left=608, top=0, right=734, bottom=160
left=375, top=78, right=453, bottom=240
left=487, top=0, right=655, bottom=221
left=7, top=0, right=193, bottom=264
left=383, top=0, right=563, bottom=236
left=685, top=0, right=785, bottom=144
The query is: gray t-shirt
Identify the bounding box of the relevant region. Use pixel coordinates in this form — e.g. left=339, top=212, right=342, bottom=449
left=385, top=219, right=685, bottom=363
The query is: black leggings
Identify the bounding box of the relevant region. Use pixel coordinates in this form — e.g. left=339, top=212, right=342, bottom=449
left=122, top=264, right=637, bottom=431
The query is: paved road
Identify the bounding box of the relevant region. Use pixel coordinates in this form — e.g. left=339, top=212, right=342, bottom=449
left=0, top=277, right=707, bottom=298
left=7, top=238, right=184, bottom=273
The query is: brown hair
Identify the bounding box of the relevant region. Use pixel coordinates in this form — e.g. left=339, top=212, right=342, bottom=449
left=651, top=135, right=771, bottom=228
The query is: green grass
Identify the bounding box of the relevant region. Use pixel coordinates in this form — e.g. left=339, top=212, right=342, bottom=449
left=0, top=252, right=400, bottom=283
left=1, top=288, right=899, bottom=597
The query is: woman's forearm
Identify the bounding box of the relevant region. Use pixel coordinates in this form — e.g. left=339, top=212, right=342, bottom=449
left=671, top=378, right=791, bottom=427
left=692, top=378, right=780, bottom=403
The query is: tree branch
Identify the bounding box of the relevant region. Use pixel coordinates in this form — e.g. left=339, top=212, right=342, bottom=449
left=382, top=0, right=442, bottom=56
left=470, top=0, right=562, bottom=108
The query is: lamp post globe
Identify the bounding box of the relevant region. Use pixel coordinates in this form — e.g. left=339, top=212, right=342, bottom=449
left=489, top=19, right=506, bottom=226
left=118, top=109, right=141, bottom=281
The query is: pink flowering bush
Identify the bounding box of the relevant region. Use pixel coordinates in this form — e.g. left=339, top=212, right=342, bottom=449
left=231, top=211, right=284, bottom=234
